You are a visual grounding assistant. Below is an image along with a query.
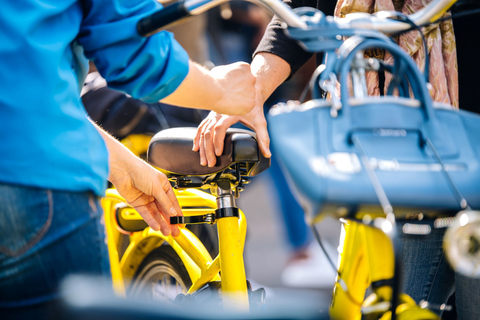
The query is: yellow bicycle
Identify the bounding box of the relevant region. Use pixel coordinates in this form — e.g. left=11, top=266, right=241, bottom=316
left=103, top=128, right=270, bottom=312
left=98, top=0, right=480, bottom=319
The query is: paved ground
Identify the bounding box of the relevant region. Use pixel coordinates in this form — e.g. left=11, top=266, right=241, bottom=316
left=235, top=171, right=342, bottom=310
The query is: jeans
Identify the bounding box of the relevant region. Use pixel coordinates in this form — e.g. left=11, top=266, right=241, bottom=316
left=269, top=143, right=311, bottom=251
left=398, top=219, right=480, bottom=319
left=0, top=183, right=111, bottom=319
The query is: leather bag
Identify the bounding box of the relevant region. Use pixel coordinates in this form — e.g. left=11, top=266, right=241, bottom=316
left=267, top=36, right=480, bottom=219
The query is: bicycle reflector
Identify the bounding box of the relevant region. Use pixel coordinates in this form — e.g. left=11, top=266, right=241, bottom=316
left=444, top=210, right=480, bottom=278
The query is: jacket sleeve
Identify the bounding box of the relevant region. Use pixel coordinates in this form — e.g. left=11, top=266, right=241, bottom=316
left=77, top=0, right=189, bottom=103
left=254, top=0, right=335, bottom=78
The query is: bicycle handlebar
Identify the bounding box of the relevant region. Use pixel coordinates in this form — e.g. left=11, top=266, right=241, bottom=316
left=137, top=0, right=307, bottom=37
left=137, top=0, right=192, bottom=37
left=137, top=0, right=457, bottom=37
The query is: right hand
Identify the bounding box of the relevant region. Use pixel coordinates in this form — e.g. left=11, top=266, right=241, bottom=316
left=192, top=52, right=292, bottom=166
left=208, top=61, right=257, bottom=115
left=193, top=105, right=271, bottom=167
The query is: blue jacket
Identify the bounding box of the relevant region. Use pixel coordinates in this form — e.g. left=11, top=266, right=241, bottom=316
left=0, top=0, right=189, bottom=195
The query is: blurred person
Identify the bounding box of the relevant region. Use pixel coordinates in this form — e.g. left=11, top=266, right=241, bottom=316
left=0, top=1, right=257, bottom=319
left=193, top=0, right=480, bottom=319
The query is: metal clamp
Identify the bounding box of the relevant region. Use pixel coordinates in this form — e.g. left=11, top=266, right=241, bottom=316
left=321, top=73, right=342, bottom=117
left=170, top=207, right=240, bottom=225
left=171, top=213, right=216, bottom=225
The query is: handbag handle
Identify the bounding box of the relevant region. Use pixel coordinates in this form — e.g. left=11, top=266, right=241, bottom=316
left=335, top=36, right=435, bottom=121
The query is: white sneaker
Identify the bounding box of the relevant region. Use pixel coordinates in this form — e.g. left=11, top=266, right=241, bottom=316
left=280, top=241, right=338, bottom=289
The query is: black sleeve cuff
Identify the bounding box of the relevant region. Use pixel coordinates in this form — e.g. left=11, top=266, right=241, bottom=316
left=253, top=16, right=313, bottom=80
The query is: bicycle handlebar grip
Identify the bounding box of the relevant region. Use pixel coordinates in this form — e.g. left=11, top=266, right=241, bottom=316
left=137, top=0, right=191, bottom=37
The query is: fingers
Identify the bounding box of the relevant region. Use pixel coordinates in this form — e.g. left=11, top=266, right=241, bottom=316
left=237, top=104, right=271, bottom=158
left=193, top=115, right=210, bottom=152
left=253, top=117, right=271, bottom=158
left=127, top=169, right=184, bottom=237
left=196, top=113, right=216, bottom=166
left=163, top=178, right=183, bottom=219
left=198, top=125, right=208, bottom=166
left=134, top=201, right=168, bottom=233
left=194, top=112, right=241, bottom=167
left=156, top=174, right=184, bottom=237
left=213, top=116, right=238, bottom=156
left=202, top=125, right=217, bottom=167
left=134, top=198, right=181, bottom=237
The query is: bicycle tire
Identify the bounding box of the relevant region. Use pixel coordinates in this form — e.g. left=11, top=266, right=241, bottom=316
left=129, top=245, right=192, bottom=303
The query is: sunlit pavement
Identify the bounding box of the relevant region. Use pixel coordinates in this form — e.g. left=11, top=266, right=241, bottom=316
left=238, top=173, right=341, bottom=305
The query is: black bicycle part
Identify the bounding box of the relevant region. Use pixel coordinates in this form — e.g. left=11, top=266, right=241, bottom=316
left=115, top=203, right=219, bottom=258
left=115, top=202, right=148, bottom=233
left=175, top=281, right=222, bottom=308
left=137, top=0, right=191, bottom=37
left=170, top=207, right=240, bottom=225
left=174, top=280, right=266, bottom=311
left=147, top=127, right=270, bottom=180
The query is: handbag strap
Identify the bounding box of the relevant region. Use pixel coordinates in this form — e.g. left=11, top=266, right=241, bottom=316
left=336, top=35, right=435, bottom=120
left=351, top=132, right=470, bottom=214
left=424, top=138, right=471, bottom=211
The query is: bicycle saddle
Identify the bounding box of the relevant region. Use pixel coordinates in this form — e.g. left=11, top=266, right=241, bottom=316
left=147, top=127, right=270, bottom=178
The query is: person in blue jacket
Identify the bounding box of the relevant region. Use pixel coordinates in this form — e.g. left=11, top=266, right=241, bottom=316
left=0, top=1, right=256, bottom=318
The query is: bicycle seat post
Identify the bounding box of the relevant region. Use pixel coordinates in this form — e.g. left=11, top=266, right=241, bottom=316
left=211, top=178, right=249, bottom=311
left=213, top=179, right=236, bottom=210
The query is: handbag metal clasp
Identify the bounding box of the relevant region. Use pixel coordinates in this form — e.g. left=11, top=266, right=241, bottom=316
left=321, top=73, right=342, bottom=117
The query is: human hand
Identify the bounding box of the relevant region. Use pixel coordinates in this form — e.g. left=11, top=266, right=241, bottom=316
left=208, top=62, right=257, bottom=115
left=192, top=103, right=271, bottom=167
left=111, top=157, right=183, bottom=237
left=97, top=125, right=183, bottom=237
left=192, top=52, right=291, bottom=167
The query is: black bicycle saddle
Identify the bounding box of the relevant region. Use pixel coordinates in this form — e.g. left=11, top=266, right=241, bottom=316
left=147, top=127, right=270, bottom=177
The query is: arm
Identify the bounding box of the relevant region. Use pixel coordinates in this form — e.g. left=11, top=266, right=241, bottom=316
left=161, top=61, right=256, bottom=115
left=193, top=52, right=291, bottom=167
left=253, top=0, right=317, bottom=78
left=79, top=0, right=255, bottom=117
left=192, top=0, right=321, bottom=166
left=94, top=122, right=182, bottom=237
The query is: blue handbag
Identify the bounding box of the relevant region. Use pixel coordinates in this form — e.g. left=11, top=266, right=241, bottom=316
left=267, top=35, right=480, bottom=219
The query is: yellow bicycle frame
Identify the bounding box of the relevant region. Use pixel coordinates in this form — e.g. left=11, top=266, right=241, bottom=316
left=330, top=218, right=439, bottom=320
left=102, top=187, right=249, bottom=310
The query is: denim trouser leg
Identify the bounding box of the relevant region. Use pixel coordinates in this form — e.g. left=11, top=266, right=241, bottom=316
left=398, top=220, right=480, bottom=319
left=269, top=143, right=311, bottom=250
left=0, top=183, right=111, bottom=320
left=454, top=270, right=480, bottom=319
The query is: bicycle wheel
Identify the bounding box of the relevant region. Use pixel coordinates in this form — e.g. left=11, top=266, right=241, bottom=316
left=129, top=245, right=192, bottom=303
